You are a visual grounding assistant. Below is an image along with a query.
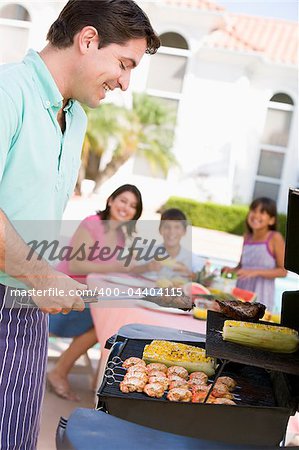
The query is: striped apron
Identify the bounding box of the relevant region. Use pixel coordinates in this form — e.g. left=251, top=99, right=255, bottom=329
left=0, top=284, right=48, bottom=450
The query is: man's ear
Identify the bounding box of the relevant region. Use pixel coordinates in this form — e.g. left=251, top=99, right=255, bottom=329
left=77, top=26, right=99, bottom=54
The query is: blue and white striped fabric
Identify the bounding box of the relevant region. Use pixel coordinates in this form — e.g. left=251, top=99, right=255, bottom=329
left=0, top=284, right=48, bottom=449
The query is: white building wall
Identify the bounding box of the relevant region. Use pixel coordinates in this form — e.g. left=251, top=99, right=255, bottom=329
left=0, top=0, right=297, bottom=213
left=25, top=1, right=63, bottom=51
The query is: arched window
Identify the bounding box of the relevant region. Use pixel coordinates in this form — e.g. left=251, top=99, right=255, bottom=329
left=147, top=32, right=189, bottom=95
left=133, top=32, right=189, bottom=178
left=0, top=3, right=31, bottom=64
left=0, top=3, right=31, bottom=21
left=253, top=93, right=294, bottom=201
left=159, top=32, right=189, bottom=50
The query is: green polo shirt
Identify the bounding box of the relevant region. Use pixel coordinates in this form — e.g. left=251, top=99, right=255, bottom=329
left=0, top=49, right=87, bottom=287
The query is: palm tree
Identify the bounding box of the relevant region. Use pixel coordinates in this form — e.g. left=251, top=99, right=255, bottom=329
left=76, top=103, right=125, bottom=190
left=78, top=93, right=178, bottom=194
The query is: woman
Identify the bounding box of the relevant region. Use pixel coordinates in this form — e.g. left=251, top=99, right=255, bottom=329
left=48, top=184, right=143, bottom=400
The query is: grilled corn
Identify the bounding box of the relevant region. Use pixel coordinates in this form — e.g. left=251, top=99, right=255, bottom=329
left=143, top=340, right=216, bottom=376
left=223, top=320, right=299, bottom=353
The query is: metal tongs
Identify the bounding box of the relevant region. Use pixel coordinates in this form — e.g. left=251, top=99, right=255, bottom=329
left=13, top=291, right=101, bottom=308
left=81, top=293, right=100, bottom=304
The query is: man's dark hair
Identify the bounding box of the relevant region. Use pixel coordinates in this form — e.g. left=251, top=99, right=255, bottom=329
left=47, top=0, right=160, bottom=54
left=160, top=208, right=188, bottom=230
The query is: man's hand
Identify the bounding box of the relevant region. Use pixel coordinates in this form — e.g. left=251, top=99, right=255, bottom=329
left=31, top=270, right=85, bottom=314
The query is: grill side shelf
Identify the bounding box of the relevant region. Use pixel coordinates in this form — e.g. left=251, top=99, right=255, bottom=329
left=205, top=311, right=299, bottom=376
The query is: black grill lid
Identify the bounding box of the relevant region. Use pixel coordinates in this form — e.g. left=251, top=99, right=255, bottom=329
left=285, top=188, right=299, bottom=275
left=61, top=407, right=287, bottom=450
left=109, top=323, right=206, bottom=343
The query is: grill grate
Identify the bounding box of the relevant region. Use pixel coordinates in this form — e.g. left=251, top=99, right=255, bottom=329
left=206, top=311, right=299, bottom=375
left=99, top=338, right=276, bottom=407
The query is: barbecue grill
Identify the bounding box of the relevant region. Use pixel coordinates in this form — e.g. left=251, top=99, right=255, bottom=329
left=96, top=189, right=299, bottom=447
left=96, top=330, right=297, bottom=446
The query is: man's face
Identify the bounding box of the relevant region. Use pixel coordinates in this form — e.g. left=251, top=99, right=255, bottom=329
left=74, top=36, right=147, bottom=108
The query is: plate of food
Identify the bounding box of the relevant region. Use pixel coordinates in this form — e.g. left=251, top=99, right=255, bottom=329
left=139, top=273, right=159, bottom=282
left=102, top=275, right=154, bottom=289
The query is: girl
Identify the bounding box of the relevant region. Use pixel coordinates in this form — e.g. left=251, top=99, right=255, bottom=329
left=47, top=184, right=143, bottom=400
left=222, top=197, right=287, bottom=311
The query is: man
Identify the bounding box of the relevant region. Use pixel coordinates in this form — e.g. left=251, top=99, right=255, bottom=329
left=0, top=0, right=160, bottom=448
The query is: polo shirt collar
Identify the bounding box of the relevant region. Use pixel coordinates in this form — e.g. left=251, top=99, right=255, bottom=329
left=23, top=49, right=64, bottom=110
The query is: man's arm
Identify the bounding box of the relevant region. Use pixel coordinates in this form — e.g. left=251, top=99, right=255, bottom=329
left=0, top=87, right=18, bottom=181
left=0, top=209, right=85, bottom=313
left=0, top=88, right=84, bottom=313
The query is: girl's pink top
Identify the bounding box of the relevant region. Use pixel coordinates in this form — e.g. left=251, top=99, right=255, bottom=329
left=56, top=215, right=125, bottom=282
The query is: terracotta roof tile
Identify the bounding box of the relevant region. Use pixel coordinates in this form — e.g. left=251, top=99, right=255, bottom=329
left=206, top=15, right=298, bottom=65
left=161, top=1, right=298, bottom=66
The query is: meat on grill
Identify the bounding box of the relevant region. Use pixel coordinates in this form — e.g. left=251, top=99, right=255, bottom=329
left=143, top=292, right=193, bottom=310
left=120, top=358, right=238, bottom=404
left=215, top=299, right=266, bottom=321
left=216, top=376, right=237, bottom=391
left=124, top=371, right=148, bottom=384
left=143, top=382, right=165, bottom=398
left=148, top=370, right=167, bottom=379
left=188, top=378, right=207, bottom=389
left=148, top=376, right=169, bottom=390
left=147, top=363, right=168, bottom=374
left=209, top=383, right=233, bottom=399
left=122, top=357, right=146, bottom=369
left=192, top=390, right=209, bottom=403
left=189, top=371, right=208, bottom=384
left=167, top=366, right=189, bottom=380
left=120, top=376, right=147, bottom=393
left=127, top=365, right=148, bottom=376
left=167, top=387, right=192, bottom=402
left=169, top=376, right=189, bottom=390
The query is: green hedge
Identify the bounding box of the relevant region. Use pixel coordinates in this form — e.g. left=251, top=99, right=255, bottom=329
left=162, top=197, right=287, bottom=238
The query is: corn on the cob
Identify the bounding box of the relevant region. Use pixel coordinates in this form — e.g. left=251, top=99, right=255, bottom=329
left=142, top=340, right=216, bottom=376
left=223, top=320, right=299, bottom=353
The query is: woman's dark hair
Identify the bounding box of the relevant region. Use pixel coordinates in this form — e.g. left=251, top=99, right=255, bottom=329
left=97, top=184, right=143, bottom=236
left=160, top=208, right=188, bottom=230
left=246, top=197, right=278, bottom=233
left=47, top=0, right=160, bottom=54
